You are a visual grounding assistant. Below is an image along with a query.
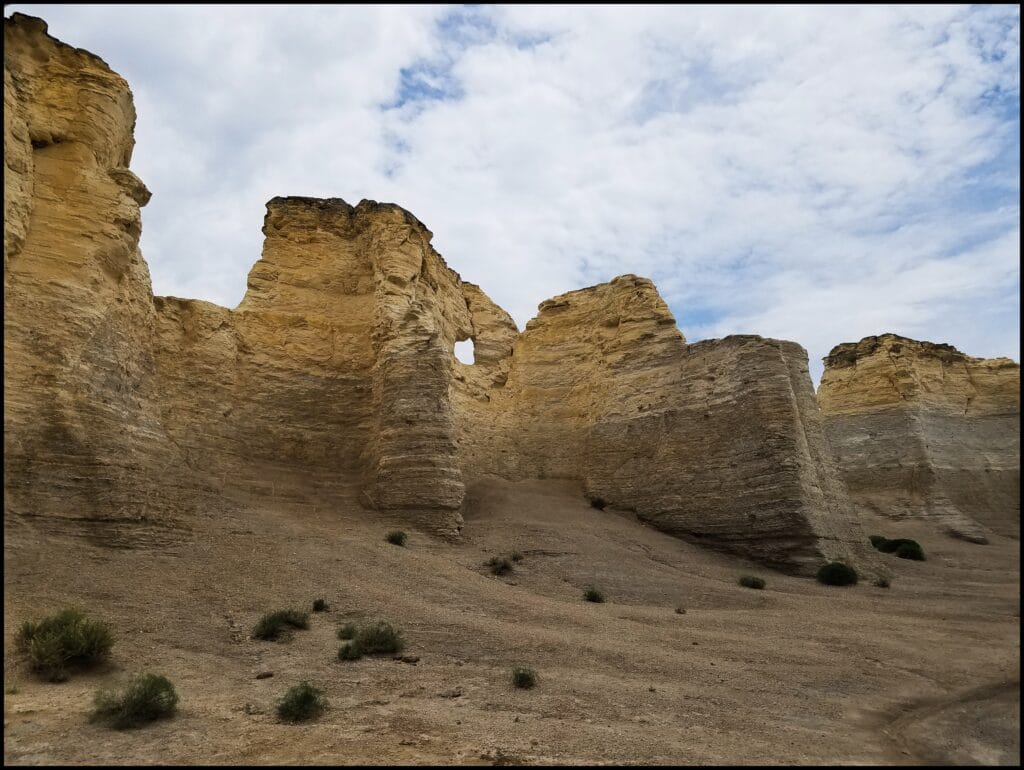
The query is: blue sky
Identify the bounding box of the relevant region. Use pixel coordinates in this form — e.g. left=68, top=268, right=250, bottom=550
left=8, top=4, right=1020, bottom=383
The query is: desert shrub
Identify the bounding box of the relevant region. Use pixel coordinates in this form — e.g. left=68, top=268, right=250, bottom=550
left=337, top=641, right=363, bottom=661
left=869, top=535, right=888, bottom=549
left=252, top=609, right=310, bottom=641
left=488, top=556, right=514, bottom=576
left=871, top=537, right=924, bottom=559
left=873, top=577, right=891, bottom=588
left=675, top=606, right=687, bottom=615
left=354, top=621, right=404, bottom=654
left=738, top=575, right=765, bottom=590
left=91, top=673, right=177, bottom=729
left=816, top=562, right=858, bottom=586
left=510, top=552, right=523, bottom=563
left=385, top=530, right=407, bottom=547
left=511, top=666, right=536, bottom=689
left=894, top=541, right=925, bottom=561
left=16, top=608, right=113, bottom=682
left=583, top=586, right=606, bottom=603
left=588, top=497, right=607, bottom=510
left=336, top=622, right=357, bottom=640
left=276, top=681, right=327, bottom=723
left=312, top=598, right=328, bottom=613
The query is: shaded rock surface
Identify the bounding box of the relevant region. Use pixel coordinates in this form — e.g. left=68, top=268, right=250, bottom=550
left=819, top=334, right=1020, bottom=542
left=4, top=13, right=879, bottom=572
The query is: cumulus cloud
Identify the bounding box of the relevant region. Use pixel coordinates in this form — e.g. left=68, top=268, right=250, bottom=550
left=8, top=4, right=1020, bottom=382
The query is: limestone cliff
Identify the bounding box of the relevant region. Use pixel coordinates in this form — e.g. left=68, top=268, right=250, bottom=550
left=3, top=14, right=195, bottom=546
left=819, top=334, right=1020, bottom=541
left=152, top=197, right=471, bottom=534
left=454, top=278, right=873, bottom=572
left=4, top=13, right=878, bottom=572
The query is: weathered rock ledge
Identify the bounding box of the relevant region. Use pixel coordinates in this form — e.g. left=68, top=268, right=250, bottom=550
left=4, top=13, right=885, bottom=573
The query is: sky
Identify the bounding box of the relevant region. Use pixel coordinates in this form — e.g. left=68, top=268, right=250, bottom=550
left=8, top=4, right=1020, bottom=383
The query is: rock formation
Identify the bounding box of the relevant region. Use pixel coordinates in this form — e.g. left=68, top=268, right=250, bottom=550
left=819, top=334, right=1020, bottom=542
left=4, top=13, right=879, bottom=573
left=3, top=14, right=198, bottom=547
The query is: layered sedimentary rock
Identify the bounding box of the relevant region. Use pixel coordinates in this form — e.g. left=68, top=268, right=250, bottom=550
left=819, top=334, right=1020, bottom=541
left=5, top=13, right=879, bottom=571
left=454, top=277, right=872, bottom=571
left=152, top=198, right=471, bottom=534
left=3, top=14, right=196, bottom=546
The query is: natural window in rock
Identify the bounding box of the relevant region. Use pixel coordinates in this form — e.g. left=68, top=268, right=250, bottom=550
left=454, top=338, right=475, bottom=365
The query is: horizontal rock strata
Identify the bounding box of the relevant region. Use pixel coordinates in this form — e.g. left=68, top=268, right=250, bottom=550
left=819, top=334, right=1020, bottom=541
left=4, top=13, right=885, bottom=572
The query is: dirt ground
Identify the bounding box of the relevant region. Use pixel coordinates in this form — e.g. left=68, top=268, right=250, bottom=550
left=3, top=477, right=1019, bottom=765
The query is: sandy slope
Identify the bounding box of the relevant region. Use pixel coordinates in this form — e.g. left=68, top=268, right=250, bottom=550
left=3, top=478, right=1019, bottom=765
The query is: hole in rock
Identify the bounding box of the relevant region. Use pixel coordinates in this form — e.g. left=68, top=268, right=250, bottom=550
left=454, top=339, right=475, bottom=365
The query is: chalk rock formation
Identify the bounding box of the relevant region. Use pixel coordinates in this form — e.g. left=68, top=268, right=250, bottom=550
left=454, top=279, right=871, bottom=571
left=152, top=197, right=471, bottom=534
left=4, top=13, right=877, bottom=572
left=3, top=14, right=196, bottom=546
left=819, top=334, right=1020, bottom=541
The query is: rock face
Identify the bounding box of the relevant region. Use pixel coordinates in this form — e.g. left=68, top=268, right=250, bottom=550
left=819, top=334, right=1020, bottom=541
left=3, top=14, right=196, bottom=547
left=4, top=13, right=879, bottom=572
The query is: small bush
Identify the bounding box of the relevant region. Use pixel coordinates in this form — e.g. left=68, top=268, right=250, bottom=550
left=276, top=681, right=327, bottom=723
left=337, top=622, right=357, bottom=640
left=512, top=666, right=536, bottom=689
left=509, top=552, right=523, bottom=563
left=738, top=575, right=765, bottom=590
left=869, top=535, right=888, bottom=549
left=873, top=577, right=891, bottom=588
left=312, top=599, right=328, bottom=613
left=894, top=541, right=925, bottom=561
left=588, top=497, right=607, bottom=510
left=675, top=606, right=687, bottom=615
left=337, top=641, right=363, bottom=661
left=816, top=562, right=858, bottom=586
left=385, top=530, right=407, bottom=547
left=91, top=673, right=177, bottom=729
left=871, top=537, right=925, bottom=560
left=252, top=609, right=310, bottom=641
left=487, top=556, right=514, bottom=576
left=354, top=621, right=404, bottom=655
left=16, top=608, right=113, bottom=682
left=583, top=586, right=606, bottom=603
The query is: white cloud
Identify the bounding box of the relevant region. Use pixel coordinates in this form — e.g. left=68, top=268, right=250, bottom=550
left=8, top=4, right=1020, bottom=382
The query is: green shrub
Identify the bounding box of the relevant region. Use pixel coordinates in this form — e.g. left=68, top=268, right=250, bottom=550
left=385, top=530, right=407, bottom=547
left=869, top=535, right=888, bottom=549
left=894, top=541, right=925, bottom=561
left=873, top=577, right=891, bottom=588
left=16, top=608, right=113, bottom=682
left=337, top=641, right=363, bottom=661
left=738, top=575, right=765, bottom=590
left=354, top=621, right=404, bottom=654
left=583, top=586, right=606, bottom=603
left=91, top=673, right=177, bottom=729
left=488, top=556, right=513, bottom=576
left=816, top=562, right=858, bottom=586
left=871, top=536, right=924, bottom=559
left=337, top=622, right=357, bottom=640
left=312, top=598, right=328, bottom=613
left=511, top=666, right=536, bottom=689
left=509, top=552, right=524, bottom=563
left=252, top=609, right=310, bottom=641
left=276, top=681, right=327, bottom=723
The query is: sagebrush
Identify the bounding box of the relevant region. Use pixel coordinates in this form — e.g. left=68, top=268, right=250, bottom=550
left=276, top=681, right=327, bottom=723
left=91, top=673, right=177, bottom=729
left=17, top=608, right=113, bottom=682
left=252, top=609, right=310, bottom=641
